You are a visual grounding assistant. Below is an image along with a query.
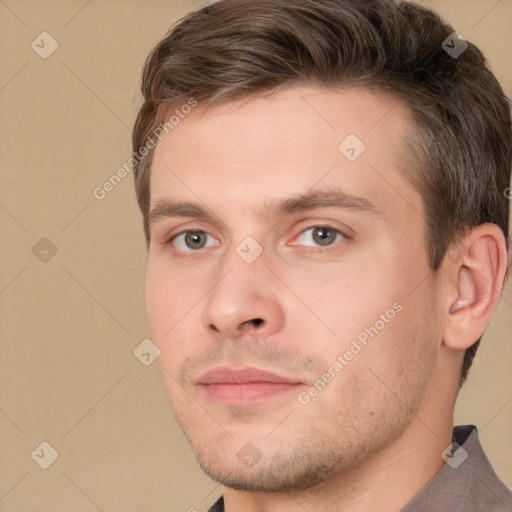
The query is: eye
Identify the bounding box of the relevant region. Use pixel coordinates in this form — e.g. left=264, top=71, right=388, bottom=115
left=294, top=226, right=345, bottom=247
left=171, top=231, right=218, bottom=251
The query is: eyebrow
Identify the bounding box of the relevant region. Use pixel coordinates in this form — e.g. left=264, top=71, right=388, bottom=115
left=149, top=201, right=216, bottom=226
left=148, top=189, right=382, bottom=227
left=260, top=189, right=381, bottom=220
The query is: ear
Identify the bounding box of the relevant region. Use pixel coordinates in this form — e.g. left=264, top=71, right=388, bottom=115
left=442, top=223, right=509, bottom=351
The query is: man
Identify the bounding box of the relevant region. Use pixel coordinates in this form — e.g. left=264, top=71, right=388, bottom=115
left=131, top=0, right=512, bottom=510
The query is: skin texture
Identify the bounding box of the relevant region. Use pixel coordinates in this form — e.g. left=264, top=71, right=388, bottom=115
left=145, top=86, right=507, bottom=512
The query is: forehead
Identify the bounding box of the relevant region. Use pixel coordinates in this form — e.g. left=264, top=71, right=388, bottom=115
left=150, top=86, right=420, bottom=223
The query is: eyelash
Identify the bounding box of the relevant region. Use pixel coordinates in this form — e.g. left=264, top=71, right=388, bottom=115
left=290, top=225, right=347, bottom=249
left=168, top=230, right=218, bottom=251
left=165, top=224, right=348, bottom=254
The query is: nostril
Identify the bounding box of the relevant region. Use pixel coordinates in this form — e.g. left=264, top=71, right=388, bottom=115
left=251, top=318, right=264, bottom=327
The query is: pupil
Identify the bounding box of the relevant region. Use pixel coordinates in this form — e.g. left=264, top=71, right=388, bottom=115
left=313, top=227, right=336, bottom=246
left=186, top=232, right=206, bottom=249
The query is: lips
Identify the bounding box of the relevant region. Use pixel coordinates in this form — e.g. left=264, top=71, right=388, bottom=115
left=197, top=367, right=303, bottom=405
left=199, top=367, right=300, bottom=385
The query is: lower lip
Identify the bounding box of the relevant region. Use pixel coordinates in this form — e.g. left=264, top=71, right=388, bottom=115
left=199, top=382, right=302, bottom=405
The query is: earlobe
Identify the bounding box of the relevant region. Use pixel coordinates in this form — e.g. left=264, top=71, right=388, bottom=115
left=443, top=224, right=508, bottom=351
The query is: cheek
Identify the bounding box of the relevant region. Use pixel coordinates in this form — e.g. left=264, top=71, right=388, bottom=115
left=145, top=263, right=169, bottom=336
left=145, top=259, right=213, bottom=378
left=145, top=253, right=201, bottom=317
left=277, top=262, right=399, bottom=351
left=361, top=291, right=439, bottom=391
left=287, top=259, right=434, bottom=389
left=145, top=260, right=191, bottom=345
left=317, top=299, right=438, bottom=425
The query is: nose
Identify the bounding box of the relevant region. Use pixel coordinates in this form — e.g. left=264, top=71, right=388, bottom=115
left=201, top=252, right=285, bottom=339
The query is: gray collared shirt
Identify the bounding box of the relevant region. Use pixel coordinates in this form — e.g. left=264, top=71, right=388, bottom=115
left=207, top=425, right=512, bottom=511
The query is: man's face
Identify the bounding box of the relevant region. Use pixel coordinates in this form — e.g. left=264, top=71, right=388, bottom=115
left=146, top=86, right=443, bottom=491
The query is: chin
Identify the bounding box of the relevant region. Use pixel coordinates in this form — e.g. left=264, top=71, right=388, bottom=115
left=192, top=440, right=345, bottom=493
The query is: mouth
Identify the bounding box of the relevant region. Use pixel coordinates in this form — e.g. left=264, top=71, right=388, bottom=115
left=197, top=366, right=303, bottom=405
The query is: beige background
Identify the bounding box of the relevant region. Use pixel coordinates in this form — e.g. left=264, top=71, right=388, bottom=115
left=0, top=0, right=511, bottom=510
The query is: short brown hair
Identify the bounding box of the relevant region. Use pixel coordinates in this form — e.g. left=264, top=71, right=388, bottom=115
left=132, top=0, right=511, bottom=384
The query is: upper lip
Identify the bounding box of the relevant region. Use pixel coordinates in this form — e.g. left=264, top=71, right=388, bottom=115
left=197, top=366, right=302, bottom=385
